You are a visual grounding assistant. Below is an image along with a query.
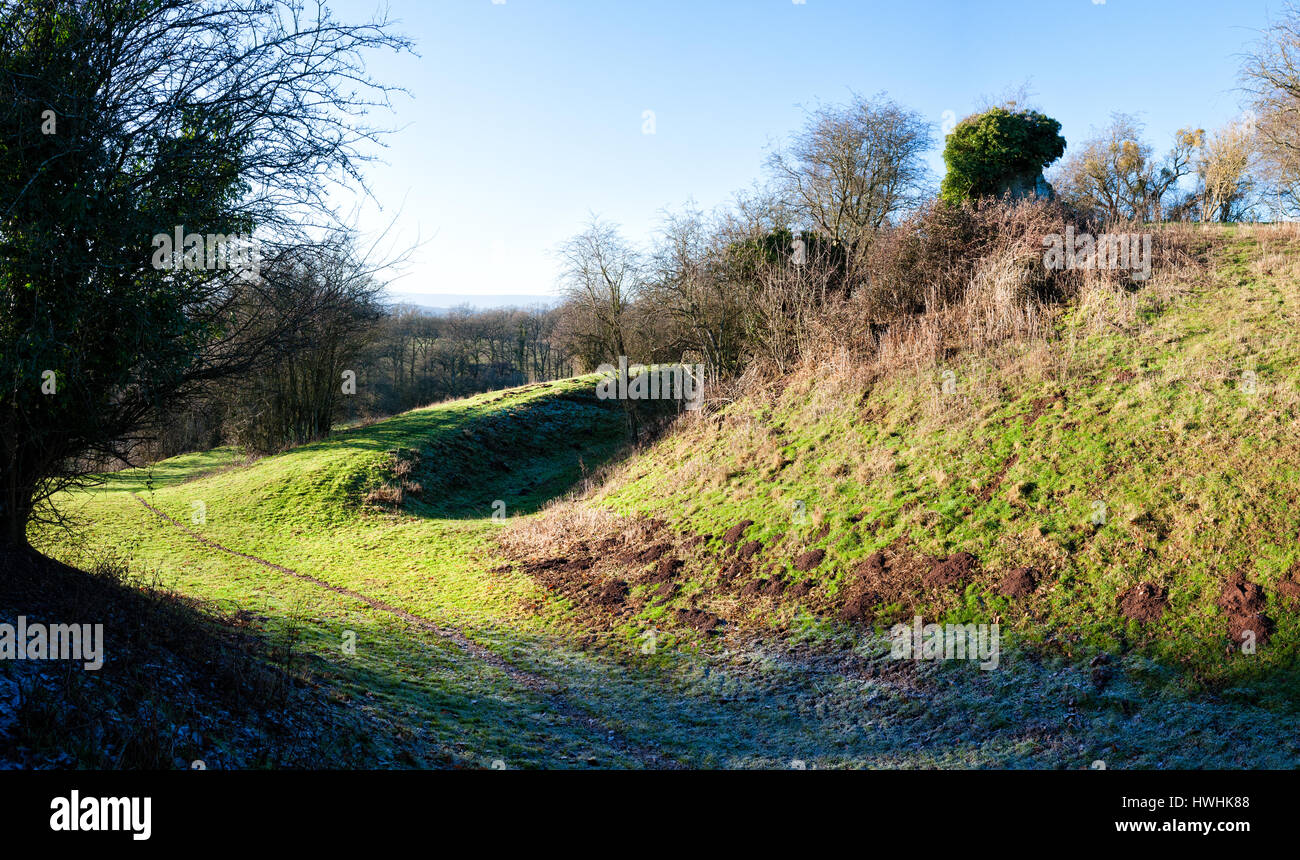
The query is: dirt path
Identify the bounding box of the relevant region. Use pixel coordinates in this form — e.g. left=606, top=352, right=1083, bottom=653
left=130, top=493, right=682, bottom=769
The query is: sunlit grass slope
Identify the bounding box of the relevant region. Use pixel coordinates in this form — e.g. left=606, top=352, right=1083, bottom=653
left=594, top=225, right=1300, bottom=696
left=29, top=226, right=1300, bottom=768
left=31, top=378, right=668, bottom=768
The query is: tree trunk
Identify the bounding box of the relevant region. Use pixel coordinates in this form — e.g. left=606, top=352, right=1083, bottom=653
left=0, top=478, right=34, bottom=552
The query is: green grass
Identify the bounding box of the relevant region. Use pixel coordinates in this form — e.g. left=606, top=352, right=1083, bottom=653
left=28, top=227, right=1300, bottom=767
left=34, top=378, right=660, bottom=767
left=593, top=228, right=1300, bottom=697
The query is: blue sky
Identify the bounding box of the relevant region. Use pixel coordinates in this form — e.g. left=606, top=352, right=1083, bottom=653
left=330, top=0, right=1281, bottom=303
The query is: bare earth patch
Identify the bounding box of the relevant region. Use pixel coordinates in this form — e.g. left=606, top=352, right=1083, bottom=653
left=1117, top=582, right=1168, bottom=623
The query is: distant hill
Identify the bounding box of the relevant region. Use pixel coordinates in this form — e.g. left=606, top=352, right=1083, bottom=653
left=385, top=292, right=559, bottom=312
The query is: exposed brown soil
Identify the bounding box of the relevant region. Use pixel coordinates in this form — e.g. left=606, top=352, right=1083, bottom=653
left=1218, top=575, right=1273, bottom=646
left=594, top=579, right=630, bottom=609
left=502, top=515, right=731, bottom=639
left=722, top=520, right=753, bottom=545
left=650, top=581, right=678, bottom=601
left=538, top=555, right=594, bottom=574
left=509, top=545, right=634, bottom=618
left=717, top=559, right=750, bottom=584
left=635, top=542, right=671, bottom=564
left=793, top=548, right=826, bottom=572
left=1117, top=582, right=1167, bottom=623
left=999, top=566, right=1039, bottom=599
left=837, top=591, right=874, bottom=623
left=836, top=548, right=928, bottom=623
left=1024, top=392, right=1065, bottom=424
left=675, top=608, right=721, bottom=633
left=500, top=507, right=1015, bottom=644
left=1000, top=391, right=1066, bottom=430
left=1277, top=576, right=1300, bottom=604
left=976, top=453, right=1019, bottom=503
left=924, top=551, right=980, bottom=589
left=788, top=580, right=815, bottom=598
left=645, top=556, right=683, bottom=584
left=1277, top=561, right=1300, bottom=604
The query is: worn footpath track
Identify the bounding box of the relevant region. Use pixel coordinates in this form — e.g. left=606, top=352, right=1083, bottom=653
left=130, top=493, right=682, bottom=769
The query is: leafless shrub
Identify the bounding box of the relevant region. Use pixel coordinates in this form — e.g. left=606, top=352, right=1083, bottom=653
left=767, top=92, right=932, bottom=282
left=363, top=484, right=403, bottom=508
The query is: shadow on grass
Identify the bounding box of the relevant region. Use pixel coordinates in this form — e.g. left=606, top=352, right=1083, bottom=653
left=0, top=548, right=425, bottom=768
left=359, top=385, right=682, bottom=520
left=0, top=547, right=654, bottom=769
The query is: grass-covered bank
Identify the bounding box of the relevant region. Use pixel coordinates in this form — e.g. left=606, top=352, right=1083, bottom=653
left=24, top=230, right=1300, bottom=768
left=570, top=226, right=1300, bottom=695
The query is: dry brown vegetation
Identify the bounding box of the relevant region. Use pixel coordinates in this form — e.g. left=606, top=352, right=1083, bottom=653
left=497, top=208, right=1229, bottom=650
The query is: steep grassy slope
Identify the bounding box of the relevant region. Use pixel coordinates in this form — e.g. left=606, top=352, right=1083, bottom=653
left=24, top=226, right=1300, bottom=768
left=27, top=379, right=673, bottom=767
left=50, top=379, right=626, bottom=627
left=573, top=226, right=1300, bottom=698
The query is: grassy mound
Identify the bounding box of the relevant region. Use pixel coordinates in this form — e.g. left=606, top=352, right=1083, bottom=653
left=27, top=233, right=1300, bottom=768
left=533, top=225, right=1300, bottom=699
left=23, top=378, right=663, bottom=768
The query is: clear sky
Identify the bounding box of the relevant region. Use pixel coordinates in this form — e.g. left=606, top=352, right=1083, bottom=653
left=330, top=0, right=1282, bottom=303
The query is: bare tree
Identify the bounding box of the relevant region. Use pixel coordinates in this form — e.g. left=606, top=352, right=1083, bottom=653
left=1053, top=114, right=1202, bottom=222
left=746, top=238, right=840, bottom=373
left=767, top=92, right=931, bottom=275
left=0, top=0, right=410, bottom=551
left=1197, top=119, right=1258, bottom=222
left=644, top=203, right=748, bottom=376
left=556, top=216, right=644, bottom=367
left=225, top=233, right=386, bottom=453
left=1242, top=4, right=1300, bottom=216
